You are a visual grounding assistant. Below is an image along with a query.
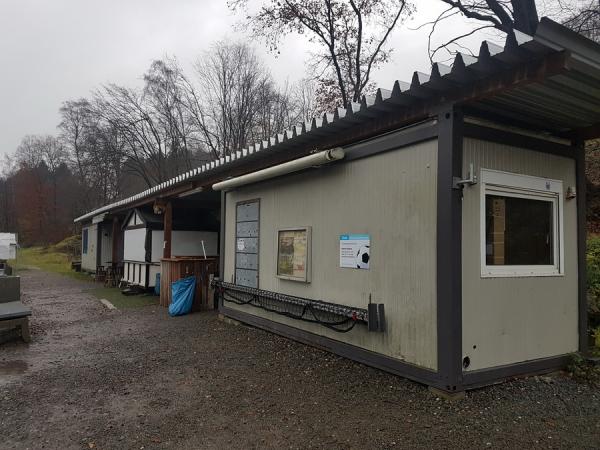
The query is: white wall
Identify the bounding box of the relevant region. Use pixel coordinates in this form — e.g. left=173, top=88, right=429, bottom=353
left=151, top=229, right=163, bottom=262
left=124, top=228, right=146, bottom=262
left=0, top=233, right=17, bottom=260
left=224, top=139, right=439, bottom=370
left=173, top=231, right=219, bottom=257
left=461, top=139, right=578, bottom=371
left=150, top=229, right=219, bottom=262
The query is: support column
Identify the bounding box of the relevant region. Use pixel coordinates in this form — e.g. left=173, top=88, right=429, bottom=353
left=218, top=190, right=226, bottom=312
left=436, top=105, right=464, bottom=393
left=163, top=201, right=172, bottom=259
left=575, top=139, right=588, bottom=354
left=96, top=224, right=102, bottom=269
left=111, top=216, right=120, bottom=266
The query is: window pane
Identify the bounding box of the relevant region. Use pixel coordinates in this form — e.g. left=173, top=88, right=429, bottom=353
left=485, top=195, right=553, bottom=266
left=82, top=229, right=88, bottom=254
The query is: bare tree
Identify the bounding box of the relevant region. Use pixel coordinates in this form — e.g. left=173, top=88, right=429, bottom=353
left=186, top=41, right=297, bottom=157
left=143, top=58, right=200, bottom=174
left=93, top=83, right=177, bottom=187
left=562, top=0, right=600, bottom=41
left=16, top=135, right=67, bottom=173
left=427, top=0, right=599, bottom=61
left=60, top=99, right=126, bottom=208
left=13, top=135, right=70, bottom=241
left=424, top=0, right=538, bottom=60
left=59, top=99, right=95, bottom=188
left=230, top=0, right=414, bottom=109
left=60, top=50, right=297, bottom=192
left=440, top=0, right=538, bottom=36
left=292, top=78, right=322, bottom=123
left=251, top=79, right=300, bottom=142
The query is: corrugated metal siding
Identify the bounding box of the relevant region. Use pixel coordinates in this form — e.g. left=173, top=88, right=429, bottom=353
left=81, top=224, right=98, bottom=272
left=461, top=138, right=578, bottom=371
left=225, top=139, right=439, bottom=370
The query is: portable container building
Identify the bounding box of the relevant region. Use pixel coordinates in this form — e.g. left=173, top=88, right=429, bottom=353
left=212, top=20, right=600, bottom=393
left=73, top=19, right=600, bottom=393
left=80, top=215, right=123, bottom=273
left=0, top=233, right=17, bottom=261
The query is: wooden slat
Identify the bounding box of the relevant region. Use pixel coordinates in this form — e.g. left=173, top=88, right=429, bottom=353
left=159, top=257, right=219, bottom=311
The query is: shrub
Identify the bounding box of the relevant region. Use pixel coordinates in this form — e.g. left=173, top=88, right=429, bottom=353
left=567, top=353, right=600, bottom=385
left=51, top=235, right=82, bottom=259
left=587, top=236, right=600, bottom=328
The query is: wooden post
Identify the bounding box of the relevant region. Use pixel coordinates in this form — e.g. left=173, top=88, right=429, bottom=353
left=111, top=216, right=120, bottom=266
left=163, top=201, right=172, bottom=259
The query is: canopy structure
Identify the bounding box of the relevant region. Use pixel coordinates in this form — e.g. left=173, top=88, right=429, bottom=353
left=75, top=18, right=600, bottom=224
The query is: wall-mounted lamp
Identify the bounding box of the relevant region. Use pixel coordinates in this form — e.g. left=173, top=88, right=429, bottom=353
left=453, top=163, right=478, bottom=189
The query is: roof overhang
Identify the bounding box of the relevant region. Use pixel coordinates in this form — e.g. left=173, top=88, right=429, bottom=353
left=91, top=213, right=107, bottom=225
left=74, top=18, right=600, bottom=224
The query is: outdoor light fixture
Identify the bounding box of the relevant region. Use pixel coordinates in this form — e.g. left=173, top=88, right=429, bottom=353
left=212, top=148, right=345, bottom=191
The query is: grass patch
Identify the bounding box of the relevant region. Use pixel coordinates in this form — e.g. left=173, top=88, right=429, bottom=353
left=567, top=353, right=600, bottom=385
left=9, top=237, right=159, bottom=309
left=9, top=246, right=91, bottom=282
left=87, top=286, right=159, bottom=309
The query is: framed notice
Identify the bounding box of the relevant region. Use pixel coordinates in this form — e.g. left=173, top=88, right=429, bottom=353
left=276, top=227, right=311, bottom=282
left=340, top=234, right=370, bottom=269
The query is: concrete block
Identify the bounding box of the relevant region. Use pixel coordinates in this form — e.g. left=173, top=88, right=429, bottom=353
left=218, top=314, right=241, bottom=326
left=0, top=276, right=20, bottom=303
left=428, top=386, right=466, bottom=401
left=100, top=299, right=117, bottom=310
left=0, top=317, right=30, bottom=343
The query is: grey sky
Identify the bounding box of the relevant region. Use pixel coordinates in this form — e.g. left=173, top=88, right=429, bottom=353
left=0, top=0, right=484, bottom=161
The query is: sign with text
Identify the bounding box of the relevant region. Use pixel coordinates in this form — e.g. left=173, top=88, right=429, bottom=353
left=340, top=234, right=370, bottom=269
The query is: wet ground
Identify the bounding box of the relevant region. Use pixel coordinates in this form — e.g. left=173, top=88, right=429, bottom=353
left=1, top=269, right=599, bottom=449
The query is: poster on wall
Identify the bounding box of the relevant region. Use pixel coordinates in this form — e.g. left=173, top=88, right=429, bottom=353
left=277, top=228, right=310, bottom=281
left=340, top=234, right=370, bottom=269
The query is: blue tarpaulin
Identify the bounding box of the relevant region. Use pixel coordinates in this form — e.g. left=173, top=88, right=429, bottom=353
left=168, top=276, right=196, bottom=317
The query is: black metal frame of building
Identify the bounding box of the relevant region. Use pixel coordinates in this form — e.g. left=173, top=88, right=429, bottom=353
left=75, top=18, right=600, bottom=392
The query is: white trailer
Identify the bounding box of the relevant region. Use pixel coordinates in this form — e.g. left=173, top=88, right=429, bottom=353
left=0, top=233, right=17, bottom=260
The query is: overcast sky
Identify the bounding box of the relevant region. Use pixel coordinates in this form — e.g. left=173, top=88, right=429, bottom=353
left=0, top=0, right=487, bottom=161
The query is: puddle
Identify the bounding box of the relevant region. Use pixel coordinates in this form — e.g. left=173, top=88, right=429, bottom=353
left=0, top=360, right=28, bottom=375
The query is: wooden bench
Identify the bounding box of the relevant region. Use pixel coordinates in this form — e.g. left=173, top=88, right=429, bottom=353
left=0, top=276, right=31, bottom=343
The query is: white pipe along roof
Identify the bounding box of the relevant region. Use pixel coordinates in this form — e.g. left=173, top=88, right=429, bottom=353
left=212, top=148, right=344, bottom=191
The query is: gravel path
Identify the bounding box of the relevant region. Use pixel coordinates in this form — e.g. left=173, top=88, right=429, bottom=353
left=1, top=269, right=599, bottom=449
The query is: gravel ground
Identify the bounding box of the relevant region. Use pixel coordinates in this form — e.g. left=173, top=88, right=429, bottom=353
left=1, top=269, right=599, bottom=450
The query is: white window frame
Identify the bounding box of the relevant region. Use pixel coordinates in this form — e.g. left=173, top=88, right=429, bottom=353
left=480, top=169, right=564, bottom=278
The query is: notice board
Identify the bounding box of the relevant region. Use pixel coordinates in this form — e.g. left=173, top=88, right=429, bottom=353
left=339, top=234, right=370, bottom=269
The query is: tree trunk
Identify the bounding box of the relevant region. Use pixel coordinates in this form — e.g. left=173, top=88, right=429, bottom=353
left=511, top=0, right=539, bottom=35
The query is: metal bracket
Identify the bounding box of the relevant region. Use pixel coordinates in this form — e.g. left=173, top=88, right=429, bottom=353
left=453, top=163, right=478, bottom=189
